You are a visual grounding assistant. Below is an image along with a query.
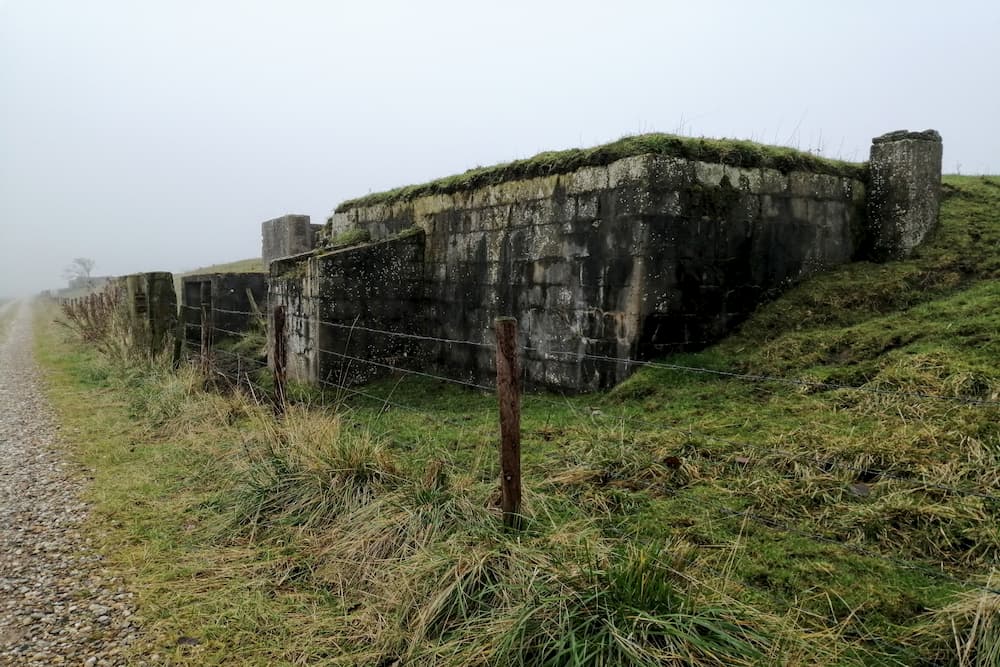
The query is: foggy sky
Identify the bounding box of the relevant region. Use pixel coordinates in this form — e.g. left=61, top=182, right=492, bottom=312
left=2, top=0, right=998, bottom=297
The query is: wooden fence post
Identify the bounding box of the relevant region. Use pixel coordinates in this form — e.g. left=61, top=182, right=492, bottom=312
left=495, top=317, right=522, bottom=530
left=199, top=282, right=213, bottom=375
left=273, top=305, right=287, bottom=415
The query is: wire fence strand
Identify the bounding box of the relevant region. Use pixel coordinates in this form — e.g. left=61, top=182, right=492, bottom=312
left=161, top=305, right=1000, bottom=635
left=317, top=346, right=496, bottom=392
left=179, top=305, right=998, bottom=405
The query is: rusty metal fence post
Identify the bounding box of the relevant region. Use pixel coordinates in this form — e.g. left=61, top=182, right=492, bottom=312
left=273, top=305, right=287, bottom=415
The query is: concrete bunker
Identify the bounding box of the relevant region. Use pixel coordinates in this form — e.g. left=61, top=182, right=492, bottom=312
left=269, top=130, right=943, bottom=392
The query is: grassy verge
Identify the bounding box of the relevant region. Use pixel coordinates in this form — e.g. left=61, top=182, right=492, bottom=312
left=35, top=328, right=793, bottom=665
left=35, top=176, right=1000, bottom=665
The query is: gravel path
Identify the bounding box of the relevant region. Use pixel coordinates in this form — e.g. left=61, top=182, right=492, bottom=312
left=0, top=303, right=141, bottom=666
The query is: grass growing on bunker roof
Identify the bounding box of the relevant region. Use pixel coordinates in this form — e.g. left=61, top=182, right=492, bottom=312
left=335, top=133, right=867, bottom=212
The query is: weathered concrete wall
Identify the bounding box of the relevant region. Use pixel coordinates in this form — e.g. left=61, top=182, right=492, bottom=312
left=121, top=271, right=177, bottom=354
left=320, top=154, right=867, bottom=390
left=262, top=214, right=316, bottom=265
left=268, top=232, right=426, bottom=386
left=267, top=258, right=316, bottom=382
left=867, top=129, right=943, bottom=260
left=180, top=272, right=267, bottom=342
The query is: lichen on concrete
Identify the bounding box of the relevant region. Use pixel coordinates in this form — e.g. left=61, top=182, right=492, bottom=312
left=867, top=129, right=943, bottom=260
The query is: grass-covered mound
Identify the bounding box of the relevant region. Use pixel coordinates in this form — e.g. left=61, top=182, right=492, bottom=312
left=335, top=133, right=866, bottom=212
left=36, top=175, right=998, bottom=665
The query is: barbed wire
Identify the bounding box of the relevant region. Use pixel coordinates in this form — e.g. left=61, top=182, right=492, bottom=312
left=315, top=316, right=496, bottom=349
left=164, top=317, right=1000, bottom=627
left=317, top=346, right=496, bottom=392
left=213, top=306, right=263, bottom=317
left=314, top=376, right=487, bottom=432
left=180, top=315, right=1000, bottom=501
left=179, top=305, right=998, bottom=406
left=179, top=323, right=487, bottom=431
left=211, top=346, right=268, bottom=369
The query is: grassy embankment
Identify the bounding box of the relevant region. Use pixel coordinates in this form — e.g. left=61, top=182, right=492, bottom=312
left=36, top=175, right=1000, bottom=665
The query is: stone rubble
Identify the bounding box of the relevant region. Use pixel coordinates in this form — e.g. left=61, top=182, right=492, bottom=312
left=0, top=303, right=145, bottom=666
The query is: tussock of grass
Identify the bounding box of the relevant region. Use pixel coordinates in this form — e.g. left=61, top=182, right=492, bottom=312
left=336, top=132, right=865, bottom=212
left=38, top=331, right=786, bottom=664
left=913, top=576, right=1000, bottom=666
left=228, top=406, right=400, bottom=533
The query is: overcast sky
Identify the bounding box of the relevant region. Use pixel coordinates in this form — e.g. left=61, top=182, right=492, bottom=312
left=1, top=0, right=998, bottom=296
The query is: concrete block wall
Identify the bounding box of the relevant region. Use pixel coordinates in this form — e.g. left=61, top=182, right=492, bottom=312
left=323, top=154, right=867, bottom=390
left=121, top=271, right=177, bottom=355
left=267, top=259, right=317, bottom=382
left=180, top=272, right=267, bottom=342
left=269, top=232, right=426, bottom=386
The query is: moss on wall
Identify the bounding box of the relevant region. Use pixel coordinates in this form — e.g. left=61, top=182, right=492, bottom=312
left=328, top=228, right=372, bottom=247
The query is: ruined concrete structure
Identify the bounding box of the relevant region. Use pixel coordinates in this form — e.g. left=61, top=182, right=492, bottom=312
left=120, top=272, right=177, bottom=355
left=180, top=272, right=267, bottom=342
left=263, top=130, right=942, bottom=392
left=261, top=214, right=323, bottom=266
left=867, top=130, right=943, bottom=260
left=269, top=232, right=425, bottom=384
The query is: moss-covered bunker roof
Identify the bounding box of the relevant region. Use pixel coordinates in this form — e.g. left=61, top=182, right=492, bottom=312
left=335, top=133, right=867, bottom=213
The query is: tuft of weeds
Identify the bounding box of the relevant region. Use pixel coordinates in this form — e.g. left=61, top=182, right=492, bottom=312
left=326, top=227, right=372, bottom=248
left=229, top=406, right=400, bottom=533
left=498, top=544, right=770, bottom=667
left=913, top=574, right=1000, bottom=666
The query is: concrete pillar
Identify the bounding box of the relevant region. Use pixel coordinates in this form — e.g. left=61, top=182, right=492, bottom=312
left=261, top=214, right=315, bottom=265
left=867, top=129, right=943, bottom=261
left=123, top=271, right=177, bottom=354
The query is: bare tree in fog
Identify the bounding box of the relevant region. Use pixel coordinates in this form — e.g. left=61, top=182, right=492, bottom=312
left=62, top=257, right=96, bottom=287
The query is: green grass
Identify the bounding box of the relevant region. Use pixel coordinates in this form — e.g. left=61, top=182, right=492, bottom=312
left=173, top=257, right=265, bottom=305
left=35, top=175, right=1000, bottom=665
left=180, top=257, right=265, bottom=275
left=326, top=227, right=371, bottom=248
left=335, top=132, right=866, bottom=212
